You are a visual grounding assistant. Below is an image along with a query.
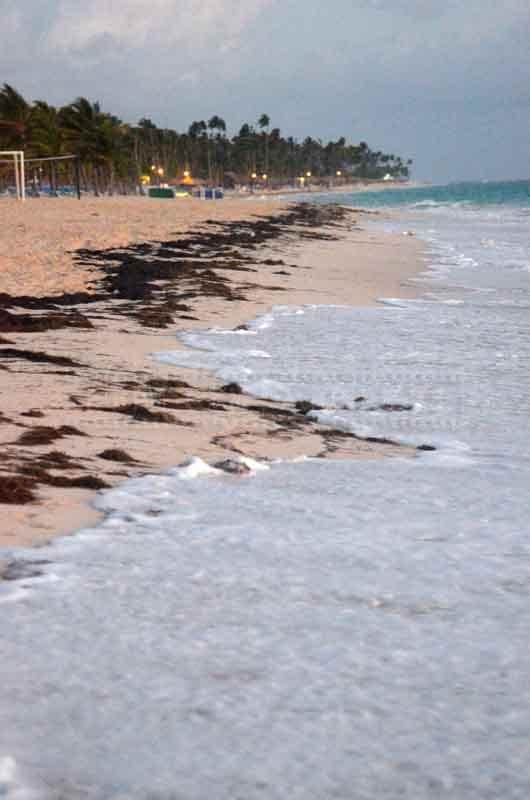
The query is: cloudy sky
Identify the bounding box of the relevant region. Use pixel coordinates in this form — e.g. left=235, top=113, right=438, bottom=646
left=1, top=0, right=528, bottom=182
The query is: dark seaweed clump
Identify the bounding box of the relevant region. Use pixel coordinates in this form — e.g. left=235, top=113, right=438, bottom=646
left=0, top=348, right=81, bottom=368
left=0, top=308, right=92, bottom=334
left=1, top=559, right=52, bottom=581
left=90, top=403, right=176, bottom=424
left=220, top=382, right=244, bottom=394
left=17, top=425, right=86, bottom=446
left=20, top=409, right=45, bottom=418
left=295, top=400, right=324, bottom=414
left=0, top=475, right=37, bottom=504
left=98, top=448, right=137, bottom=463
left=18, top=464, right=109, bottom=491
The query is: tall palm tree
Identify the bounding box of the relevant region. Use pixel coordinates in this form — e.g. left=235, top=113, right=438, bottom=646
left=258, top=113, right=270, bottom=173
left=27, top=101, right=64, bottom=193
left=60, top=98, right=114, bottom=193
left=29, top=101, right=63, bottom=156
left=187, top=120, right=207, bottom=178
left=0, top=83, right=31, bottom=148
left=208, top=116, right=226, bottom=184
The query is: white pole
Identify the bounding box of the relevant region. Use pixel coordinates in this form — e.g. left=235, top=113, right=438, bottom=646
left=20, top=152, right=26, bottom=201
left=14, top=153, right=20, bottom=200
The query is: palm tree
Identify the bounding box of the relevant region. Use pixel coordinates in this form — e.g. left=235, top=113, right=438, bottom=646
left=27, top=101, right=64, bottom=193
left=187, top=120, right=207, bottom=178
left=0, top=83, right=31, bottom=148
left=258, top=113, right=270, bottom=173
left=60, top=98, right=115, bottom=194
left=29, top=101, right=63, bottom=157
left=207, top=116, right=226, bottom=184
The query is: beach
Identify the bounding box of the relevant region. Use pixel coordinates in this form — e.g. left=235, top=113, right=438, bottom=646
left=0, top=195, right=424, bottom=550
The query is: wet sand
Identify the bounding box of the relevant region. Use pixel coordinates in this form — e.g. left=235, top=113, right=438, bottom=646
left=0, top=196, right=425, bottom=551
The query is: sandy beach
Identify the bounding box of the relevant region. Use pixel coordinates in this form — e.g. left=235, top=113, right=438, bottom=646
left=0, top=195, right=424, bottom=552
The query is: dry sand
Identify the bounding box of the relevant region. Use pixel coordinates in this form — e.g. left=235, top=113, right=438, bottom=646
left=0, top=196, right=425, bottom=552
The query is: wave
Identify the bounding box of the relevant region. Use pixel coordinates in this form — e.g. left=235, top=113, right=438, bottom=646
left=410, top=200, right=473, bottom=209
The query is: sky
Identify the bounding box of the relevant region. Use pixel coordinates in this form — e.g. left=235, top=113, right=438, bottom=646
left=0, top=0, right=528, bottom=182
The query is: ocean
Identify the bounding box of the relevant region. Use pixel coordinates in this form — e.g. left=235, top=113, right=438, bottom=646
left=1, top=181, right=529, bottom=799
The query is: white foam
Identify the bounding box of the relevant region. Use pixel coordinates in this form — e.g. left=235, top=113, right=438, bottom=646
left=376, top=297, right=409, bottom=307
left=236, top=455, right=270, bottom=472
left=177, top=456, right=221, bottom=479
left=0, top=757, right=35, bottom=799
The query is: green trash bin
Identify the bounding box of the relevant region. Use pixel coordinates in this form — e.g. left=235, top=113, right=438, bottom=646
left=148, top=187, right=175, bottom=199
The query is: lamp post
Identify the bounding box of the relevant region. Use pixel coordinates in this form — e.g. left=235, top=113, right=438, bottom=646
left=305, top=171, right=312, bottom=191
left=262, top=173, right=268, bottom=191
left=250, top=172, right=257, bottom=194
left=157, top=167, right=164, bottom=186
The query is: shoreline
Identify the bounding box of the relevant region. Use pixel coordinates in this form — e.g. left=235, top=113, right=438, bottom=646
left=0, top=197, right=426, bottom=553
left=232, top=179, right=424, bottom=198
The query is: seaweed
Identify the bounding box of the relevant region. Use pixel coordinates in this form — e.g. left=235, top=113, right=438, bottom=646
left=220, top=382, right=244, bottom=394
left=90, top=403, right=176, bottom=423
left=34, top=450, right=81, bottom=470
left=0, top=475, right=37, bottom=504
left=146, top=378, right=191, bottom=390
left=18, top=465, right=109, bottom=491
left=375, top=403, right=414, bottom=412
left=0, top=308, right=92, bottom=334
left=17, top=425, right=86, bottom=446
left=0, top=348, right=81, bottom=368
left=98, top=448, right=137, bottom=463
left=156, top=399, right=227, bottom=412
left=1, top=559, right=51, bottom=581
left=0, top=291, right=101, bottom=310
left=295, top=400, right=324, bottom=414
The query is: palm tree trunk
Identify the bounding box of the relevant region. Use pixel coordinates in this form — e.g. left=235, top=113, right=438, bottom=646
left=50, top=162, right=57, bottom=195
left=207, top=142, right=212, bottom=185
left=92, top=166, right=100, bottom=196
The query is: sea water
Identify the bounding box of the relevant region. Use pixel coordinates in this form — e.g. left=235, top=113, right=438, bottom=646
left=1, top=181, right=529, bottom=799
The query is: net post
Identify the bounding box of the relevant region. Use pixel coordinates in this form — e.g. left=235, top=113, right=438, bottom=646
left=75, top=156, right=81, bottom=200
left=14, top=153, right=20, bottom=200
left=20, top=152, right=26, bottom=202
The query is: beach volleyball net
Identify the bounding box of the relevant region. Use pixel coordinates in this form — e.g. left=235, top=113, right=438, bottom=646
left=0, top=152, right=81, bottom=199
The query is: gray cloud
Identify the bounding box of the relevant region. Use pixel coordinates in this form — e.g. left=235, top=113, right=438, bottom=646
left=0, top=0, right=528, bottom=181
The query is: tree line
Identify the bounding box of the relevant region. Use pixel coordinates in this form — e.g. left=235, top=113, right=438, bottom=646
left=0, top=83, right=412, bottom=193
